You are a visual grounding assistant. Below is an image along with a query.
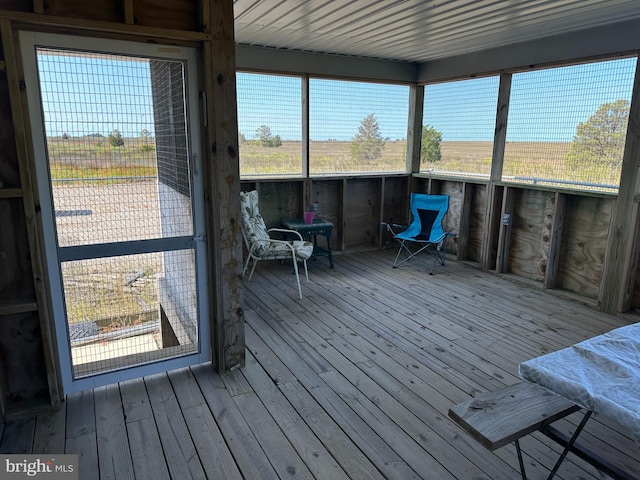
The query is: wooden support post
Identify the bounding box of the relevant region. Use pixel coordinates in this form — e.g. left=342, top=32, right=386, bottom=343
left=304, top=178, right=312, bottom=212
left=600, top=59, right=640, bottom=314
left=1, top=18, right=62, bottom=408
left=32, top=0, right=45, bottom=14
left=620, top=203, right=640, bottom=312
left=406, top=85, right=424, bottom=174
left=457, top=182, right=473, bottom=261
left=496, top=187, right=515, bottom=274
left=545, top=192, right=566, bottom=289
left=480, top=73, right=511, bottom=272
left=123, top=0, right=135, bottom=25
left=302, top=74, right=310, bottom=179
left=199, top=0, right=211, bottom=33
left=340, top=179, right=347, bottom=253
left=203, top=0, right=244, bottom=371
left=378, top=177, right=386, bottom=248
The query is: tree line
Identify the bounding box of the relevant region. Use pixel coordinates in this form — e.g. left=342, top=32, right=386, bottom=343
left=240, top=99, right=630, bottom=170
left=241, top=114, right=443, bottom=163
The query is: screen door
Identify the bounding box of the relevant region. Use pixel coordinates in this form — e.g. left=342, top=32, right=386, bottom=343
left=20, top=33, right=209, bottom=393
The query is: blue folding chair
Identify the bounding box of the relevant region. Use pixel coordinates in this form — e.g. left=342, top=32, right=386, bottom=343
left=383, top=193, right=452, bottom=274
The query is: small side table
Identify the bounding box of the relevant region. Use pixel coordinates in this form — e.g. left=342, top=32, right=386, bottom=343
left=281, top=217, right=334, bottom=268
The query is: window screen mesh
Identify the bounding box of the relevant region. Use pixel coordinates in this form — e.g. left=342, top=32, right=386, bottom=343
left=504, top=58, right=637, bottom=191
left=36, top=48, right=199, bottom=378
left=65, top=251, right=197, bottom=378
left=237, top=72, right=302, bottom=177
left=422, top=76, right=499, bottom=177
left=37, top=50, right=193, bottom=248
left=310, top=79, right=409, bottom=175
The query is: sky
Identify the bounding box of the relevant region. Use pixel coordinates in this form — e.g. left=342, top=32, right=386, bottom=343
left=37, top=49, right=156, bottom=138
left=237, top=57, right=637, bottom=143
left=35, top=48, right=637, bottom=144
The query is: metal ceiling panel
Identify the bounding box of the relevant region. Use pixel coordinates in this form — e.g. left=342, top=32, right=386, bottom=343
left=233, top=0, right=640, bottom=63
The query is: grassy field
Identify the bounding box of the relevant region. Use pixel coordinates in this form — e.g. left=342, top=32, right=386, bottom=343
left=47, top=135, right=158, bottom=179
left=239, top=140, right=407, bottom=175
left=47, top=136, right=622, bottom=189
left=240, top=140, right=621, bottom=189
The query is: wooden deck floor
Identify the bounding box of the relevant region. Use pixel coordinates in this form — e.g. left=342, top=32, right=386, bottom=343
left=1, top=250, right=639, bottom=479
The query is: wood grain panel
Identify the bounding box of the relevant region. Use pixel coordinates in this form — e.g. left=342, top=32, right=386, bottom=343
left=381, top=176, right=408, bottom=246
left=43, top=0, right=124, bottom=22
left=557, top=196, right=613, bottom=299
left=0, top=199, right=36, bottom=300
left=508, top=189, right=553, bottom=282
left=0, top=312, right=49, bottom=411
left=439, top=180, right=463, bottom=256
left=0, top=68, right=20, bottom=189
left=133, top=0, right=199, bottom=31
left=467, top=184, right=487, bottom=263
left=256, top=181, right=302, bottom=228
left=311, top=179, right=342, bottom=251
left=1, top=1, right=33, bottom=12
left=631, top=227, right=640, bottom=308
left=439, top=181, right=462, bottom=233
left=344, top=178, right=380, bottom=250
left=381, top=177, right=408, bottom=224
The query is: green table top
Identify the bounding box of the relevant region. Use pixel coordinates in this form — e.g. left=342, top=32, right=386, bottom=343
left=281, top=217, right=333, bottom=232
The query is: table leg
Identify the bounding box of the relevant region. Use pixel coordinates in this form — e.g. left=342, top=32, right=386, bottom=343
left=546, top=410, right=592, bottom=480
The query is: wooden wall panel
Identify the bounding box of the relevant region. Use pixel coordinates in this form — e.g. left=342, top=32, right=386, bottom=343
left=439, top=180, right=463, bottom=256
left=557, top=195, right=613, bottom=299
left=42, top=0, right=124, bottom=23
left=467, top=184, right=486, bottom=263
left=1, top=2, right=33, bottom=13
left=344, top=178, right=380, bottom=251
left=0, top=312, right=49, bottom=411
left=508, top=189, right=553, bottom=282
left=631, top=227, right=640, bottom=308
left=310, top=179, right=341, bottom=251
left=381, top=176, right=408, bottom=246
left=381, top=177, right=407, bottom=224
left=133, top=0, right=199, bottom=31
left=0, top=69, right=20, bottom=188
left=254, top=181, right=302, bottom=228
left=0, top=199, right=36, bottom=301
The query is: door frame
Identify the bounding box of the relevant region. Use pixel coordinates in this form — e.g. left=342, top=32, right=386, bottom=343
left=19, top=31, right=211, bottom=394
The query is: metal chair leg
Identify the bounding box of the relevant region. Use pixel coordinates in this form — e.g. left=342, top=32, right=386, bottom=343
left=292, top=254, right=303, bottom=299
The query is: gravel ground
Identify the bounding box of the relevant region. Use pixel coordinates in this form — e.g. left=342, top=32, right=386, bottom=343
left=53, top=180, right=162, bottom=246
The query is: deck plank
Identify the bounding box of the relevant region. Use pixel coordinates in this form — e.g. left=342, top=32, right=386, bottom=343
left=65, top=389, right=98, bottom=478
left=144, top=373, right=207, bottom=480
left=245, top=289, right=434, bottom=480
left=119, top=378, right=170, bottom=480
left=32, top=407, right=66, bottom=454
left=245, top=325, right=385, bottom=480
left=232, top=385, right=316, bottom=479
left=242, top=349, right=352, bottom=480
left=94, top=383, right=135, bottom=480
left=191, top=363, right=281, bottom=480
left=0, top=417, right=35, bottom=453
left=167, top=368, right=243, bottom=480
left=1, top=250, right=639, bottom=479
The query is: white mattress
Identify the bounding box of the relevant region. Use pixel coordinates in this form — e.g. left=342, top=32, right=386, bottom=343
left=519, top=323, right=640, bottom=444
